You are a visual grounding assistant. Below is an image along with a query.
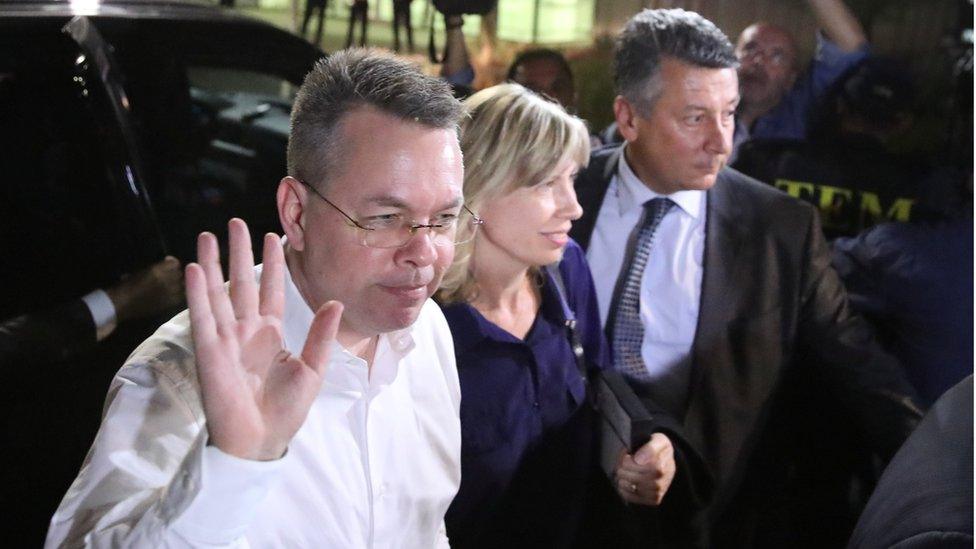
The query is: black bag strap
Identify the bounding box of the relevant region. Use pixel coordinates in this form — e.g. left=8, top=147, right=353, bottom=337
left=544, top=263, right=588, bottom=383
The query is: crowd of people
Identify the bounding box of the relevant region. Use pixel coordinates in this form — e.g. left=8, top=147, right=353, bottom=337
left=10, top=1, right=971, bottom=547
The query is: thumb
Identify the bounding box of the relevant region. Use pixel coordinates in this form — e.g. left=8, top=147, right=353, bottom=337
left=635, top=439, right=657, bottom=466
left=302, top=300, right=344, bottom=374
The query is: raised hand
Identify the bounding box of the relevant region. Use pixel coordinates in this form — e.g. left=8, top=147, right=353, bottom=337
left=614, top=432, right=676, bottom=506
left=185, top=218, right=343, bottom=461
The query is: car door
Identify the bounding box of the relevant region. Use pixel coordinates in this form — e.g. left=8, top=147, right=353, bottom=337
left=95, top=14, right=323, bottom=263
left=0, top=15, right=180, bottom=545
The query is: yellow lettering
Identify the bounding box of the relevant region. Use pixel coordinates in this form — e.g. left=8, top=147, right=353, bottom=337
left=885, top=198, right=915, bottom=221
left=859, top=192, right=916, bottom=223
left=817, top=185, right=854, bottom=211
left=860, top=192, right=883, bottom=223
left=774, top=179, right=816, bottom=199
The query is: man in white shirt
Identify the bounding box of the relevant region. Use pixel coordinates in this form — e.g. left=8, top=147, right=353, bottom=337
left=571, top=8, right=921, bottom=547
left=47, top=49, right=470, bottom=548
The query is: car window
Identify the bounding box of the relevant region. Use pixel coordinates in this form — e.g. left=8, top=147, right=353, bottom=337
left=0, top=33, right=148, bottom=319
left=104, top=25, right=317, bottom=264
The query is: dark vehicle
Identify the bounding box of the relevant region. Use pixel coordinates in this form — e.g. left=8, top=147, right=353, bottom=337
left=0, top=1, right=322, bottom=541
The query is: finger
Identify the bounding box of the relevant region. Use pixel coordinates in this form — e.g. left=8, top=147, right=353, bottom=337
left=228, top=219, right=258, bottom=320
left=615, top=466, right=646, bottom=484
left=198, top=232, right=236, bottom=329
left=635, top=433, right=671, bottom=465
left=616, top=474, right=664, bottom=506
left=302, top=301, right=343, bottom=375
left=615, top=478, right=647, bottom=505
left=259, top=233, right=285, bottom=318
left=186, top=263, right=217, bottom=346
left=616, top=453, right=650, bottom=475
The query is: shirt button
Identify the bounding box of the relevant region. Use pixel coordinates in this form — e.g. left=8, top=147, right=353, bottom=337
left=533, top=401, right=540, bottom=409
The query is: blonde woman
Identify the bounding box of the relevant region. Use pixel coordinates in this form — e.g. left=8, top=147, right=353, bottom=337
left=438, top=84, right=677, bottom=547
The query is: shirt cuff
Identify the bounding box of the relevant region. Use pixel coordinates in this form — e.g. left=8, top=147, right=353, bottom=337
left=81, top=289, right=117, bottom=341
left=168, top=436, right=285, bottom=544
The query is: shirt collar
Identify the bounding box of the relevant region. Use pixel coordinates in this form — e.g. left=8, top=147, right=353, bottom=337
left=616, top=147, right=704, bottom=220
left=440, top=276, right=565, bottom=360
left=276, top=238, right=416, bottom=359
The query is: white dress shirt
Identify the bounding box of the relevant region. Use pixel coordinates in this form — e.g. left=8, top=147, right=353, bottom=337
left=586, top=151, right=706, bottom=387
left=46, top=262, right=461, bottom=548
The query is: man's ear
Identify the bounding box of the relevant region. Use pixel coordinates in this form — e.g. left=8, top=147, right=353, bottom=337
left=277, top=176, right=307, bottom=252
left=613, top=95, right=641, bottom=143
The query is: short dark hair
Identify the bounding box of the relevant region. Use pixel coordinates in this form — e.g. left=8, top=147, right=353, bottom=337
left=615, top=9, right=738, bottom=114
left=507, top=48, right=575, bottom=93
left=288, top=49, right=464, bottom=191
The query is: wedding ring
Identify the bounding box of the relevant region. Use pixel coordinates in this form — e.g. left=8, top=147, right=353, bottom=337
left=629, top=483, right=638, bottom=494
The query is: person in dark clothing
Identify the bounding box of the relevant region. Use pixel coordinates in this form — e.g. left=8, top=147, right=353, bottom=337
left=571, top=9, right=922, bottom=546
left=392, top=0, right=413, bottom=52
left=848, top=376, right=973, bottom=548
left=301, top=0, right=328, bottom=46
left=0, top=256, right=183, bottom=366
left=345, top=0, right=368, bottom=48
left=732, top=57, right=925, bottom=239
left=507, top=48, right=577, bottom=112
left=438, top=83, right=680, bottom=548
left=833, top=218, right=974, bottom=405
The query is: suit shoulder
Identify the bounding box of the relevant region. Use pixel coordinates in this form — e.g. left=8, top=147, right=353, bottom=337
left=578, top=146, right=619, bottom=181
left=719, top=168, right=818, bottom=219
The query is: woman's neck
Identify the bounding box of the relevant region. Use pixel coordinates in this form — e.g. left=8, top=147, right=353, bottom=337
left=470, top=247, right=539, bottom=339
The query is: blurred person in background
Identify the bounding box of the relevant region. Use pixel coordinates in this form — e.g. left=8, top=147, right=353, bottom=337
left=733, top=0, right=870, bottom=158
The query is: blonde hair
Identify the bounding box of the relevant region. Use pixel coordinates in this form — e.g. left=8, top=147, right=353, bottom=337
left=437, top=83, right=590, bottom=305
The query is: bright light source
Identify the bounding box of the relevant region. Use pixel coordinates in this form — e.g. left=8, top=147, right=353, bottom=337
left=69, top=0, right=100, bottom=14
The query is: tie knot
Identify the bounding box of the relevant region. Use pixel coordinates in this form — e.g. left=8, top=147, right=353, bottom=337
left=641, top=197, right=674, bottom=227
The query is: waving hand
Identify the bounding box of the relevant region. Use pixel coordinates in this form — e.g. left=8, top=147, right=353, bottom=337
left=185, top=218, right=343, bottom=461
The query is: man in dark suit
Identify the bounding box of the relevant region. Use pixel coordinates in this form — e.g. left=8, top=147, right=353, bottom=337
left=570, top=9, right=923, bottom=546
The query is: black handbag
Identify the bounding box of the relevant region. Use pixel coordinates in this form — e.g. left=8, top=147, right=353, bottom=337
left=543, top=263, right=656, bottom=480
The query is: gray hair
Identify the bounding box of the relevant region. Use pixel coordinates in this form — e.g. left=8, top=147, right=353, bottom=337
left=615, top=9, right=739, bottom=114
left=288, top=48, right=464, bottom=190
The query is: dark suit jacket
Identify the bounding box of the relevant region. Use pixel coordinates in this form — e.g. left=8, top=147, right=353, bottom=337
left=848, top=376, right=973, bottom=549
left=0, top=298, right=96, bottom=365
left=571, top=146, right=923, bottom=546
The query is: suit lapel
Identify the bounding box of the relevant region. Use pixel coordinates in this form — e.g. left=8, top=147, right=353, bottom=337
left=571, top=146, right=623, bottom=251
left=684, top=170, right=748, bottom=458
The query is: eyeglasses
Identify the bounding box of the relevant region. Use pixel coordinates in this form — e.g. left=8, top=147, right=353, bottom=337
left=738, top=44, right=792, bottom=67
left=298, top=179, right=484, bottom=249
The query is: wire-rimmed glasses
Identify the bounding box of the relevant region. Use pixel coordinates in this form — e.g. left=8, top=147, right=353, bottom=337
left=298, top=179, right=484, bottom=249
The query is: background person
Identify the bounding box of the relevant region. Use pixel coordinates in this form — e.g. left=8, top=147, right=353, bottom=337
left=731, top=57, right=925, bottom=239
left=507, top=48, right=577, bottom=112
left=733, top=0, right=870, bottom=156
left=300, top=0, right=327, bottom=46
left=0, top=256, right=183, bottom=365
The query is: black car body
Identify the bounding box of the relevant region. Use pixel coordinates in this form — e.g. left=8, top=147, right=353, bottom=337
left=0, top=1, right=322, bottom=541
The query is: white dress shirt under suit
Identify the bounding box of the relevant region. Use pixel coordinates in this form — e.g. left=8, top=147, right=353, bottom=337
left=585, top=152, right=707, bottom=415
left=46, top=262, right=461, bottom=548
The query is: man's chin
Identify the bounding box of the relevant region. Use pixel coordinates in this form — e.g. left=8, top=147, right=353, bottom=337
left=376, top=303, right=426, bottom=333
